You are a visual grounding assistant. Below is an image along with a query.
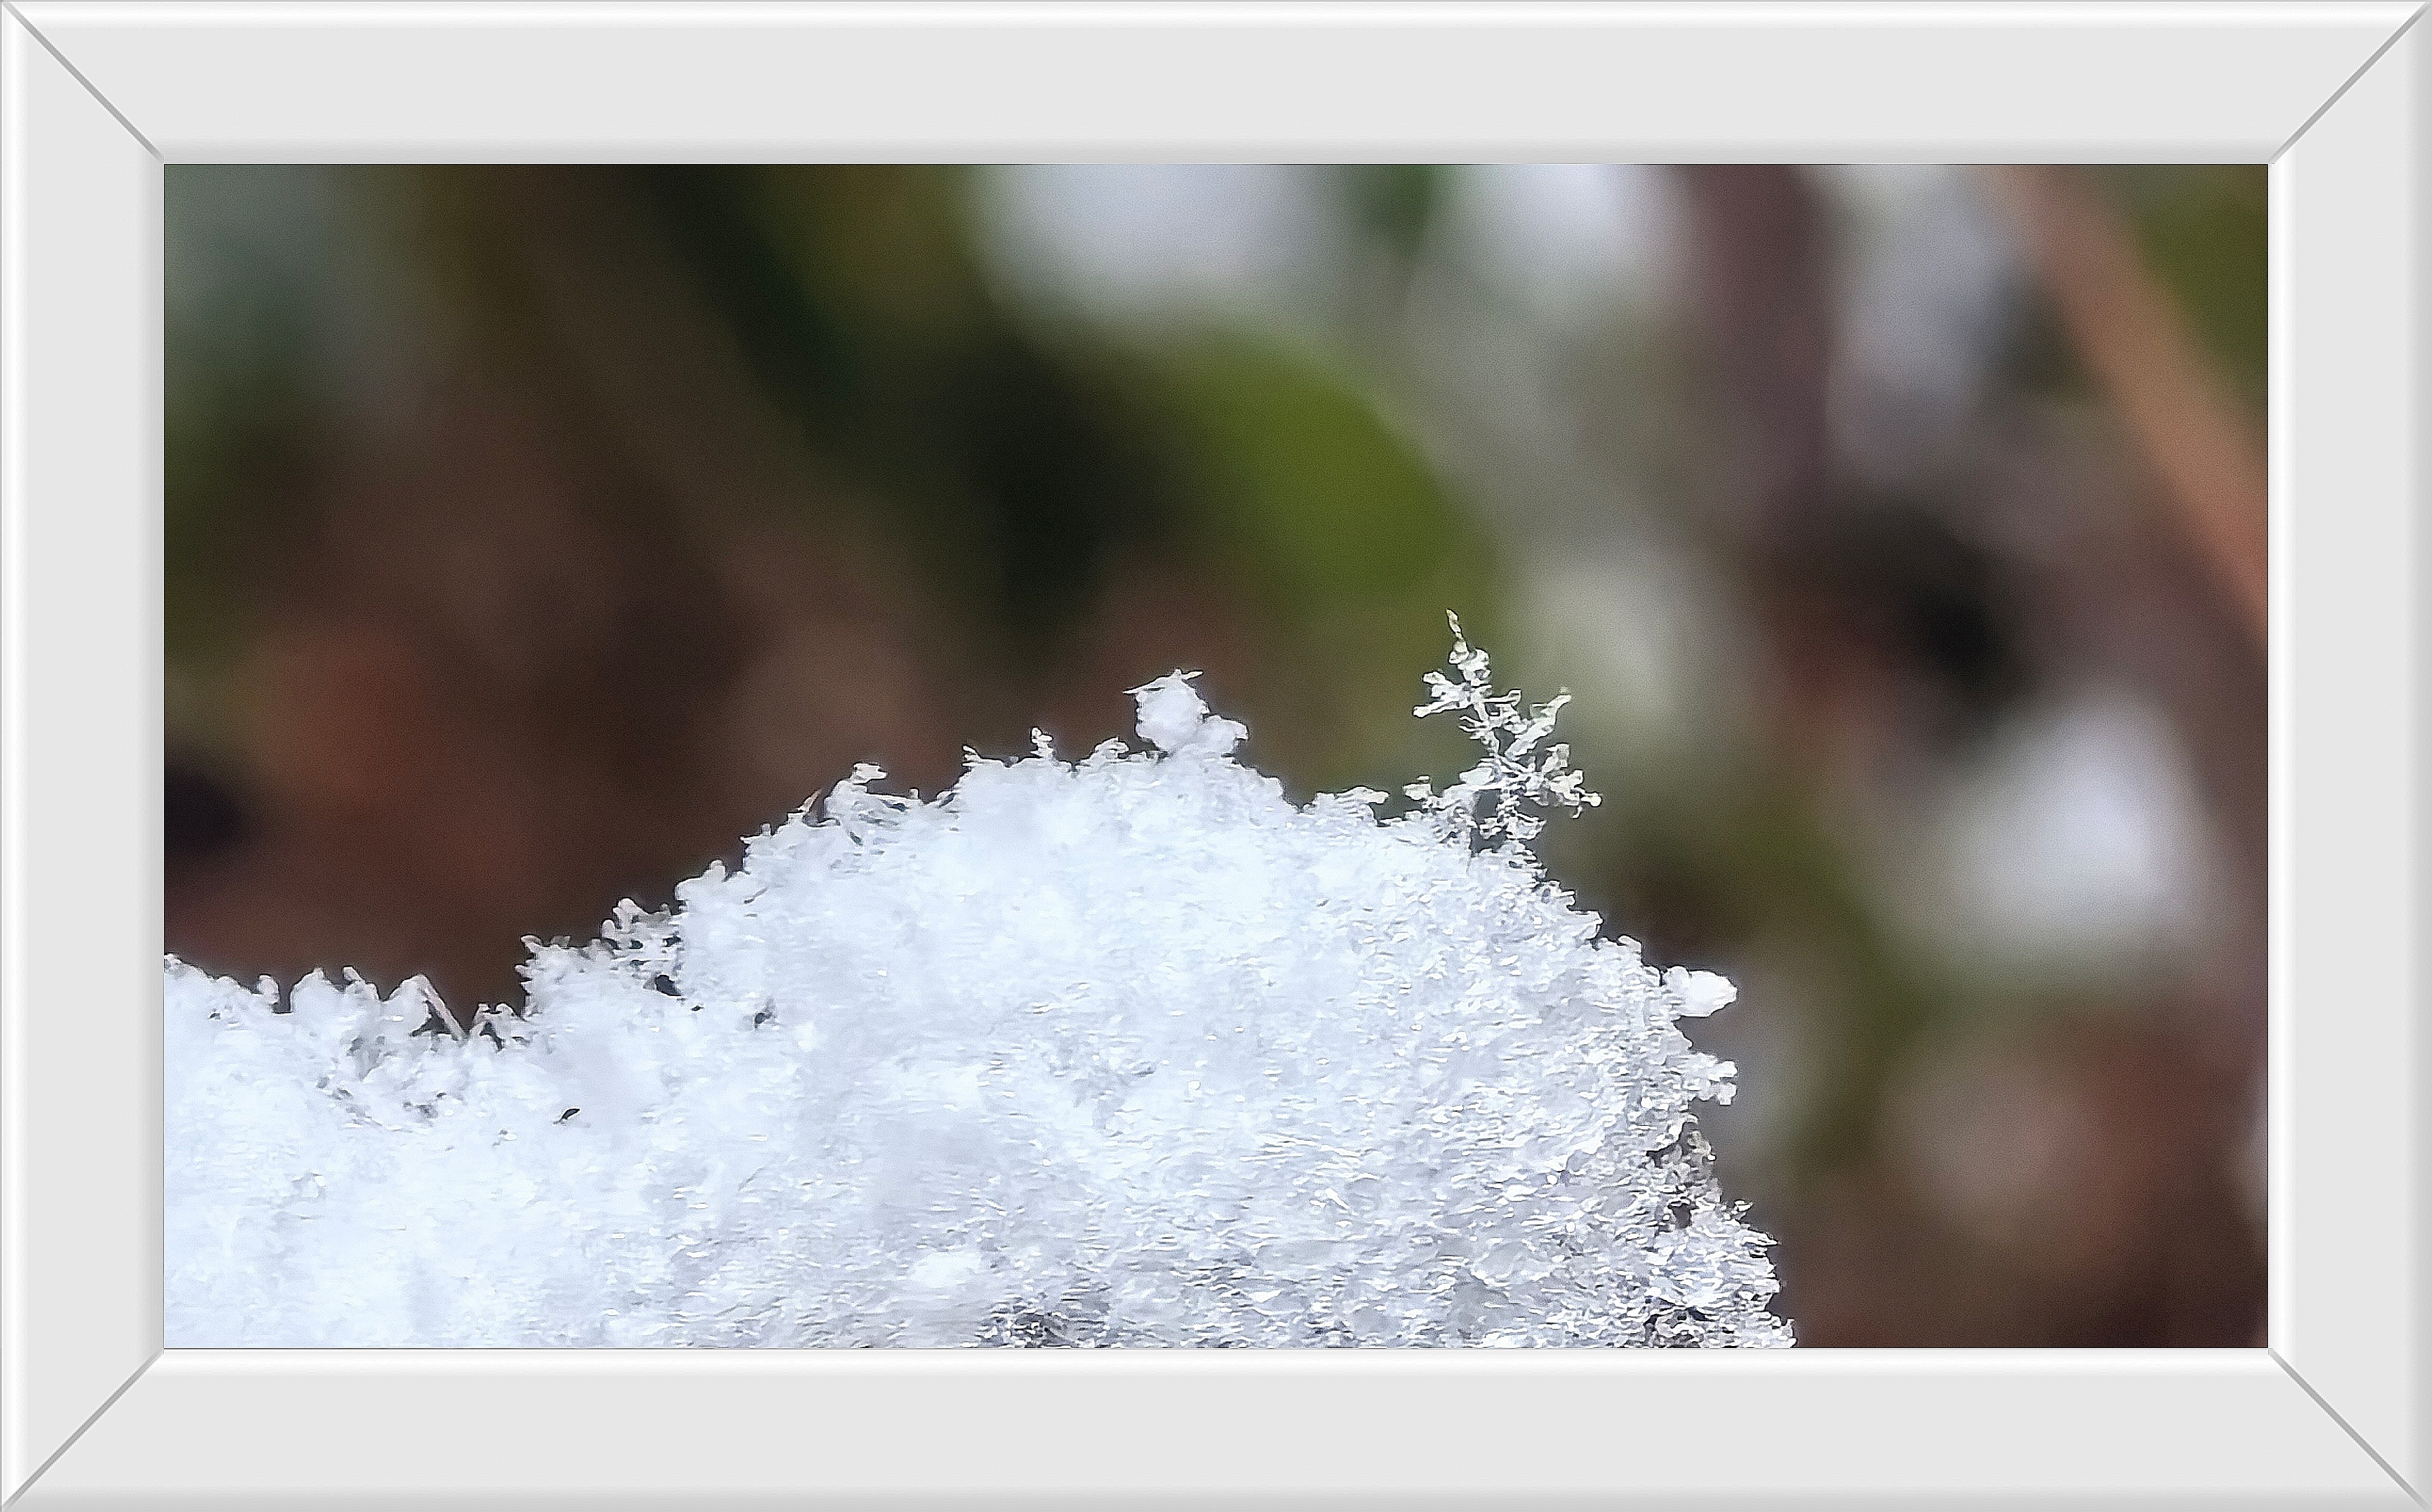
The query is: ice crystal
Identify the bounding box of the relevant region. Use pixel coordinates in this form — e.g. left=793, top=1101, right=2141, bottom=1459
left=166, top=628, right=1789, bottom=1348
left=1405, top=613, right=1601, bottom=844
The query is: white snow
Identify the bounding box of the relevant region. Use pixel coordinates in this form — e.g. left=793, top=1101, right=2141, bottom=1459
left=1665, top=968, right=1738, bottom=1019
left=166, top=629, right=1788, bottom=1348
left=1128, top=672, right=1246, bottom=758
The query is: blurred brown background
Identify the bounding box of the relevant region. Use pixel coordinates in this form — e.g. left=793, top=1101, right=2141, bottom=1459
left=166, top=163, right=2267, bottom=1348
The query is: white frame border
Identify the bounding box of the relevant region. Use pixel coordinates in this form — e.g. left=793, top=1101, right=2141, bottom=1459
left=3, top=3, right=2424, bottom=1507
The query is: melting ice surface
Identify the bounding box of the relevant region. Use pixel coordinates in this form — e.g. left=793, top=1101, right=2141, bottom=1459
left=167, top=626, right=1791, bottom=1347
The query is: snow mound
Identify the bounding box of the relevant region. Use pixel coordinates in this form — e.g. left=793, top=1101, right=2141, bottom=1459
left=167, top=624, right=1790, bottom=1347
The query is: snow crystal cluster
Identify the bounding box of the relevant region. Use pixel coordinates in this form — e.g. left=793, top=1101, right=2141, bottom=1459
left=1406, top=614, right=1601, bottom=844
left=167, top=622, right=1790, bottom=1348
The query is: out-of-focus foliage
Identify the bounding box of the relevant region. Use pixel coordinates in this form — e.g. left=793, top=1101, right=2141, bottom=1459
left=2108, top=165, right=2268, bottom=405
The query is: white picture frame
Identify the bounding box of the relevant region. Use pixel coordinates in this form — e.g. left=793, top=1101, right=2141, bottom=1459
left=2, top=1, right=2422, bottom=1505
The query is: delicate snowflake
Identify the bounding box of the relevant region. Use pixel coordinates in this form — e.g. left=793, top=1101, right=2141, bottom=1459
left=1404, top=612, right=1601, bottom=844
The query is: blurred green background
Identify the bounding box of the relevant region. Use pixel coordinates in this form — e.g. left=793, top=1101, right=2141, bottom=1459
left=166, top=163, right=2268, bottom=1347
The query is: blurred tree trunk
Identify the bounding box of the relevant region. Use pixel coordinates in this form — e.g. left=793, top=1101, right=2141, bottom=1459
left=1675, top=166, right=1838, bottom=543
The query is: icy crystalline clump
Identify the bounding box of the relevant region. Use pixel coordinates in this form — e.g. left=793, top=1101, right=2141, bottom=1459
left=167, top=626, right=1791, bottom=1347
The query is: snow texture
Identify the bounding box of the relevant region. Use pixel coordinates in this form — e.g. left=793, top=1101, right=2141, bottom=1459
left=167, top=628, right=1790, bottom=1347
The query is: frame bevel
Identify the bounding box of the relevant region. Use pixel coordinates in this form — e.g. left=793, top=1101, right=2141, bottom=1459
left=2, top=3, right=2423, bottom=1507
